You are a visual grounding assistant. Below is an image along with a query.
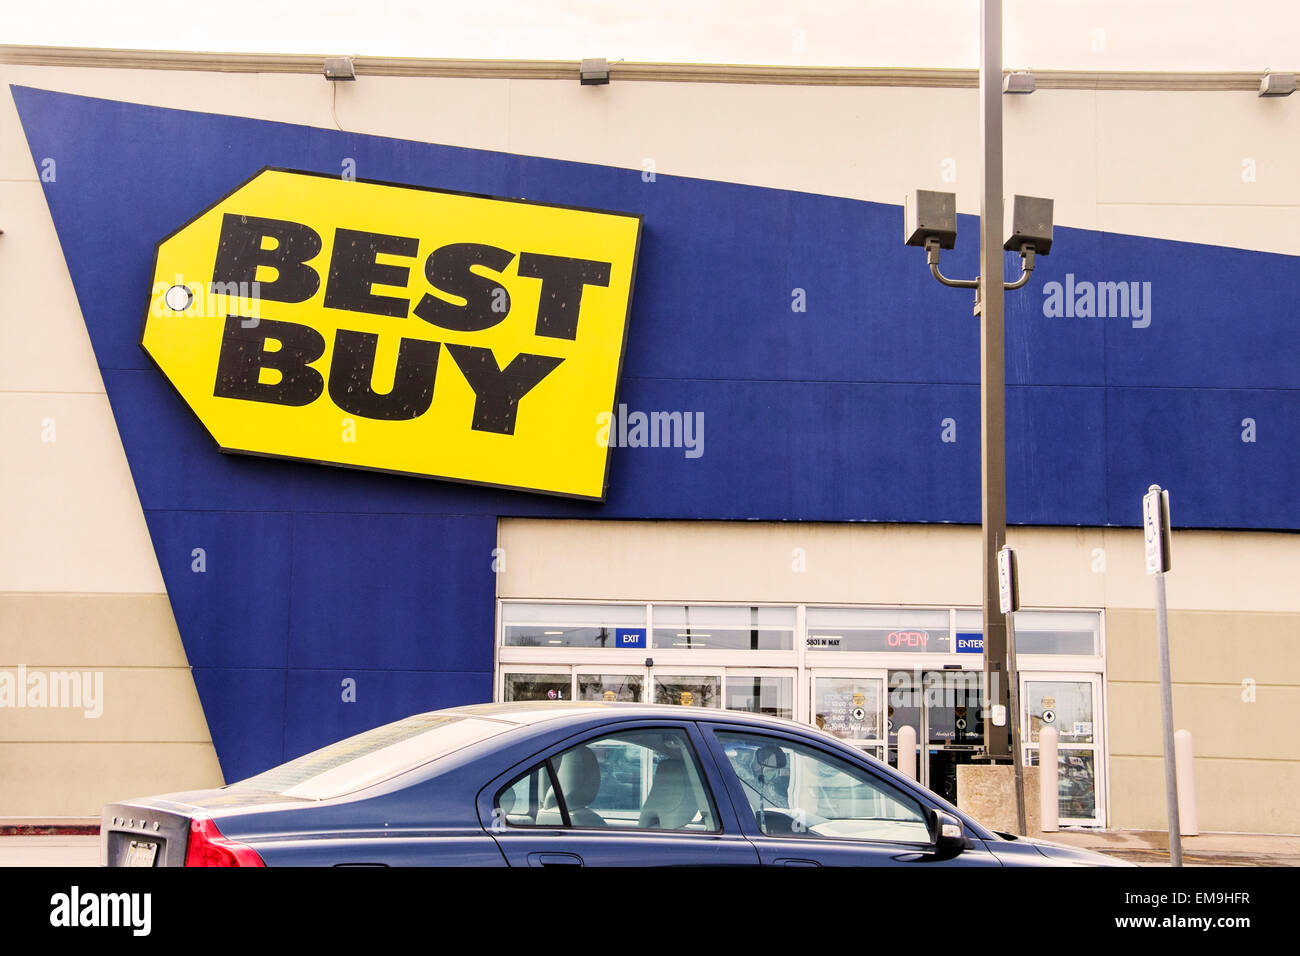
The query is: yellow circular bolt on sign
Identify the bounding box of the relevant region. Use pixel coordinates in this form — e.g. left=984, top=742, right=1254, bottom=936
left=142, top=168, right=642, bottom=500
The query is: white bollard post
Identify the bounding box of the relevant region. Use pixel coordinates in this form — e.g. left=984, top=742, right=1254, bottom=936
left=1175, top=729, right=1199, bottom=837
left=1039, top=726, right=1059, bottom=831
left=897, top=725, right=917, bottom=781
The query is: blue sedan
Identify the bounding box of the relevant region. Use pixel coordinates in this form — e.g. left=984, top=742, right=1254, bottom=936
left=101, top=702, right=1126, bottom=867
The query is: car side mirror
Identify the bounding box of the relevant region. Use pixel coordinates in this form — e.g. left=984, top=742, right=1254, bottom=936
left=927, top=809, right=971, bottom=856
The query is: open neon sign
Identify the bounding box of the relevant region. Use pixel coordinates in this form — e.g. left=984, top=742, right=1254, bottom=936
left=887, top=630, right=929, bottom=648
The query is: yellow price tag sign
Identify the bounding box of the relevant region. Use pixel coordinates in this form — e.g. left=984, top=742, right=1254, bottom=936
left=142, top=168, right=642, bottom=499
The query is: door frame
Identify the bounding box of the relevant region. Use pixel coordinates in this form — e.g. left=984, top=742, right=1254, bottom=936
left=1018, top=670, right=1106, bottom=827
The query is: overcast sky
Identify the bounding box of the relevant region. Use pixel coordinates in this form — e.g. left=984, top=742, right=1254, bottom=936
left=7, top=0, right=1299, bottom=70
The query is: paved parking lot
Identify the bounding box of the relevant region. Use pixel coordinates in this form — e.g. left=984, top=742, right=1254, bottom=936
left=1048, top=829, right=1300, bottom=867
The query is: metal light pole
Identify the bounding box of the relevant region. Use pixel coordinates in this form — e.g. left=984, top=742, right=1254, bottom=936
left=978, top=0, right=1010, bottom=761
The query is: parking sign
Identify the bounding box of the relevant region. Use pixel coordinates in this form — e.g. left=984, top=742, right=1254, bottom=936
left=1143, top=485, right=1172, bottom=575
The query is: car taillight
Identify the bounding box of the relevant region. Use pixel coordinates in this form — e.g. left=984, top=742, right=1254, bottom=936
left=184, top=815, right=266, bottom=867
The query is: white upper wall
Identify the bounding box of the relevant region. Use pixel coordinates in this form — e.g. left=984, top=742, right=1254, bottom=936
left=5, top=1, right=1298, bottom=70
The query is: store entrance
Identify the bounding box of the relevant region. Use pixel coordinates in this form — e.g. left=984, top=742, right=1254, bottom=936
left=884, top=669, right=985, bottom=803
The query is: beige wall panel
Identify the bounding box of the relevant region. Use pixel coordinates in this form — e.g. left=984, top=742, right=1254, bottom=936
left=0, top=743, right=223, bottom=818
left=500, top=519, right=1300, bottom=614
left=1097, top=203, right=1300, bottom=257
left=0, top=593, right=187, bottom=667
left=0, top=666, right=213, bottom=742
left=1004, top=526, right=1107, bottom=608
left=1003, top=91, right=1101, bottom=231
left=331, top=75, right=513, bottom=153
left=0, top=183, right=104, bottom=393
left=1108, top=680, right=1299, bottom=761
left=971, top=526, right=1300, bottom=613
left=1108, top=757, right=1167, bottom=830
left=1107, top=608, right=1300, bottom=685
left=499, top=519, right=983, bottom=605
left=1098, top=528, right=1300, bottom=613
left=1111, top=755, right=1300, bottom=833
left=0, top=393, right=165, bottom=593
left=1097, top=91, right=1300, bottom=206
left=0, top=592, right=221, bottom=815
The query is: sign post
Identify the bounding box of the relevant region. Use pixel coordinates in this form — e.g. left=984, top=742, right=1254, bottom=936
left=998, top=546, right=1027, bottom=834
left=1143, top=484, right=1182, bottom=867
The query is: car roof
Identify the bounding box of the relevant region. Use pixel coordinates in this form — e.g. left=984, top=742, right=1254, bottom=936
left=437, top=700, right=827, bottom=736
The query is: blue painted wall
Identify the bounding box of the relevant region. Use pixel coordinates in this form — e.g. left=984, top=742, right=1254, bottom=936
left=13, top=86, right=1300, bottom=779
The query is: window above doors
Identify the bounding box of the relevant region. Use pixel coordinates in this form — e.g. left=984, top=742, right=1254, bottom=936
left=501, top=602, right=796, bottom=652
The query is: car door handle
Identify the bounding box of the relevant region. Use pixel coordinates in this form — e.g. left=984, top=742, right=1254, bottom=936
left=776, top=858, right=821, bottom=867
left=528, top=852, right=584, bottom=867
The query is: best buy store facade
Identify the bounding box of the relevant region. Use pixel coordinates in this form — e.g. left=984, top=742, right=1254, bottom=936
left=3, top=46, right=1298, bottom=833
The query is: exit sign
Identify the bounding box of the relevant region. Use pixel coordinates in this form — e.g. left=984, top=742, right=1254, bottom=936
left=615, top=629, right=646, bottom=649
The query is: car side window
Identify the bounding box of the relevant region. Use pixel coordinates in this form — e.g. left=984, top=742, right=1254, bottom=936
left=495, top=728, right=719, bottom=832
left=715, top=731, right=930, bottom=844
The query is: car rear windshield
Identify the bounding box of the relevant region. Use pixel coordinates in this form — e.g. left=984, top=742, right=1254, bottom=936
left=230, top=714, right=511, bottom=799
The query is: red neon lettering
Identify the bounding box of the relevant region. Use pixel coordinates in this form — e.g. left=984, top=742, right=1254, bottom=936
left=887, top=630, right=928, bottom=647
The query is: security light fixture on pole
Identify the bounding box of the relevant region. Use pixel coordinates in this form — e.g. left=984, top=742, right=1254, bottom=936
left=904, top=0, right=1054, bottom=767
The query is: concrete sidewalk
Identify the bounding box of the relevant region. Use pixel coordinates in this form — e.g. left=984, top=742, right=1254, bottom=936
left=1044, top=828, right=1300, bottom=867
left=0, top=835, right=99, bottom=866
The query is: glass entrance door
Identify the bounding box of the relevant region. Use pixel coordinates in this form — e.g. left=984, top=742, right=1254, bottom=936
left=809, top=671, right=888, bottom=759
left=922, top=670, right=985, bottom=805
left=883, top=669, right=984, bottom=803
left=651, top=669, right=722, bottom=708
left=575, top=670, right=645, bottom=702
left=1021, top=673, right=1104, bottom=826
